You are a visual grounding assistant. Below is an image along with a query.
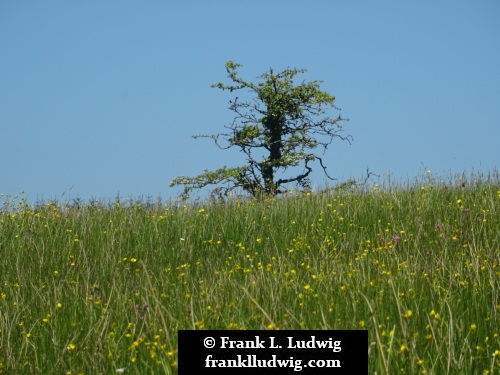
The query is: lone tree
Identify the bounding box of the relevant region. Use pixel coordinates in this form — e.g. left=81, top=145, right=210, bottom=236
left=170, top=61, right=352, bottom=198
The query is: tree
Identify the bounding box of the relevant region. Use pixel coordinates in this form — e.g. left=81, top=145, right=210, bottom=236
left=170, top=61, right=352, bottom=198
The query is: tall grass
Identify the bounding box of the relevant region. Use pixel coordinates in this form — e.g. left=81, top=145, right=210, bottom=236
left=1, top=171, right=499, bottom=374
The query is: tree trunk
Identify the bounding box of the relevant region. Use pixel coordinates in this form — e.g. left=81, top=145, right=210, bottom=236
left=262, top=114, right=283, bottom=195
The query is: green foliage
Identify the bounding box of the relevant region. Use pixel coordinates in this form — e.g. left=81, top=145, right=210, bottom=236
left=170, top=61, right=351, bottom=198
left=1, top=172, right=499, bottom=374
left=231, top=125, right=259, bottom=144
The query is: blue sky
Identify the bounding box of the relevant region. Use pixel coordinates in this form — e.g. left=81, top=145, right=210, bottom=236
left=1, top=1, right=499, bottom=203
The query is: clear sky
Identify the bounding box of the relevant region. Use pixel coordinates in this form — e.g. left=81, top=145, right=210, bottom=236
left=1, top=1, right=499, bottom=203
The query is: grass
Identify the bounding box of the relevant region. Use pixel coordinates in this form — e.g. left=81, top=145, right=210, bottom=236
left=0, top=171, right=499, bottom=374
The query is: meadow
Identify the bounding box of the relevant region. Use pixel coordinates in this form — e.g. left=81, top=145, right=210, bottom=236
left=0, top=171, right=499, bottom=374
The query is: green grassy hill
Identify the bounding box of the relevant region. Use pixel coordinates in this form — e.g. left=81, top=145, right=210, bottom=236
left=1, top=173, right=499, bottom=374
